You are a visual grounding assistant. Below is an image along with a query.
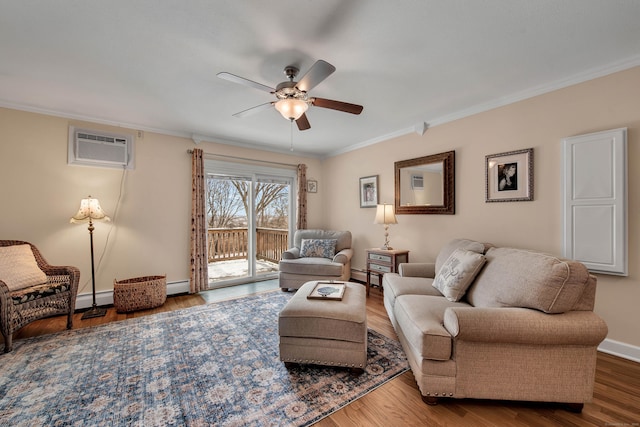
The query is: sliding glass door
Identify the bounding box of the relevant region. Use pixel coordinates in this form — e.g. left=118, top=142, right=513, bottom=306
left=204, top=160, right=295, bottom=288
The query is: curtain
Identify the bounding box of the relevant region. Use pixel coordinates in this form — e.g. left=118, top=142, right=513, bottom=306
left=296, top=164, right=307, bottom=230
left=190, top=148, right=209, bottom=293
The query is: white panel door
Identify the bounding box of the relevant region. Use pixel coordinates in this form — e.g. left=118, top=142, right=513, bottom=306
left=562, top=128, right=627, bottom=275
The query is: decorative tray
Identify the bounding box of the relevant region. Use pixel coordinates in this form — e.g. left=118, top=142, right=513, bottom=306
left=307, top=281, right=346, bottom=300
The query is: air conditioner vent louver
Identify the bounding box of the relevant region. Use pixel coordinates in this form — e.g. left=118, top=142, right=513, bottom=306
left=68, top=126, right=134, bottom=169
left=77, top=132, right=127, bottom=145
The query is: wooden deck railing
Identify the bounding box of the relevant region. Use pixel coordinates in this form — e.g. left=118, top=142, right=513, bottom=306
left=207, top=228, right=288, bottom=264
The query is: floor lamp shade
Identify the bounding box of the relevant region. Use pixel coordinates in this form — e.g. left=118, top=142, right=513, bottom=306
left=374, top=203, right=397, bottom=250
left=70, top=197, right=110, bottom=223
left=70, top=196, right=110, bottom=319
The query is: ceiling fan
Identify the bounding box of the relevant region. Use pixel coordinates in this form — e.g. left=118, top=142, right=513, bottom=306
left=217, top=60, right=363, bottom=131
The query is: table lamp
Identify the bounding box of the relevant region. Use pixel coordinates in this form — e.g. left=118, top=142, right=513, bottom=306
left=374, top=203, right=398, bottom=250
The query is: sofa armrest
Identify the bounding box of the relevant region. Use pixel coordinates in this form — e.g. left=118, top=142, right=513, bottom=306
left=281, top=248, right=300, bottom=259
left=333, top=248, right=353, bottom=264
left=444, top=307, right=608, bottom=346
left=399, top=262, right=436, bottom=278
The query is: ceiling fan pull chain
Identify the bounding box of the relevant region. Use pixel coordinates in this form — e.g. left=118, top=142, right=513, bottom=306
left=290, top=119, right=294, bottom=152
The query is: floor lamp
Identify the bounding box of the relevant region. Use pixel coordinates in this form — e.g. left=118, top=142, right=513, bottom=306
left=374, top=203, right=398, bottom=250
left=71, top=196, right=110, bottom=319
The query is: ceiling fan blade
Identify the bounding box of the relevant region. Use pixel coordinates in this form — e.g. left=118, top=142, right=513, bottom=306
left=232, top=102, right=274, bottom=118
left=312, top=97, right=363, bottom=115
left=217, top=72, right=275, bottom=93
left=296, top=113, right=311, bottom=131
left=296, top=60, right=336, bottom=92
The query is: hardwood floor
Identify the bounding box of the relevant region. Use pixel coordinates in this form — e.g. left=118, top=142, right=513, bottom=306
left=13, top=283, right=640, bottom=427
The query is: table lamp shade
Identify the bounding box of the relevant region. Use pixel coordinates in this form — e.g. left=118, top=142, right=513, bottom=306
left=70, top=197, right=110, bottom=223
left=374, top=204, right=397, bottom=225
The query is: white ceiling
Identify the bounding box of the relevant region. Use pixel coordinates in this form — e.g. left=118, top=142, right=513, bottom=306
left=1, top=1, right=639, bottom=158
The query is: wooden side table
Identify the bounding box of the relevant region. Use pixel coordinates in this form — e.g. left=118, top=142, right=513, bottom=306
left=366, top=248, right=409, bottom=296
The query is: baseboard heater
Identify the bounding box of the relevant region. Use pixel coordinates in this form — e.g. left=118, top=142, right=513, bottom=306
left=75, top=280, right=190, bottom=310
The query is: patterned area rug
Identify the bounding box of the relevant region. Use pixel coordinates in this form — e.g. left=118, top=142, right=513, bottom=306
left=0, top=290, right=409, bottom=426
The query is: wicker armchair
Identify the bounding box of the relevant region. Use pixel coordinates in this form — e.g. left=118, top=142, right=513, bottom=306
left=0, top=240, right=80, bottom=353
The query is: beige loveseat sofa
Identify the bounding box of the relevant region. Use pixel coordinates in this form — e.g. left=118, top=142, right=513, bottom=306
left=279, top=229, right=353, bottom=291
left=382, top=238, right=608, bottom=411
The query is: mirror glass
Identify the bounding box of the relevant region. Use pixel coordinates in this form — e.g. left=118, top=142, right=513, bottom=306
left=395, top=151, right=455, bottom=214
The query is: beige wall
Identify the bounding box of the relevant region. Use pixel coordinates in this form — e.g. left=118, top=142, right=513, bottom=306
left=322, top=66, right=640, bottom=349
left=0, top=108, right=321, bottom=298
left=0, top=66, right=638, bottom=353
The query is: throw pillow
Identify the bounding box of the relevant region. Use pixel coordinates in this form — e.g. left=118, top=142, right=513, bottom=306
left=0, top=244, right=48, bottom=291
left=300, top=239, right=337, bottom=258
left=432, top=248, right=486, bottom=302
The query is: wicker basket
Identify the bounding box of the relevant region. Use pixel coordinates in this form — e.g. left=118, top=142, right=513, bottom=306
left=113, top=275, right=167, bottom=313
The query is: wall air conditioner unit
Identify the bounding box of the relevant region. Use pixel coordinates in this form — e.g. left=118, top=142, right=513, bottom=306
left=68, top=126, right=134, bottom=169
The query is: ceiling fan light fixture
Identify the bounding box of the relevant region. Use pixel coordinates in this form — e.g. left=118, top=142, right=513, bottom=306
left=274, top=98, right=309, bottom=121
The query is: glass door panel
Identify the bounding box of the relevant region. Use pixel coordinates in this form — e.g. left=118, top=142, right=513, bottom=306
left=206, top=174, right=251, bottom=285
left=255, top=175, right=291, bottom=279
left=205, top=170, right=293, bottom=288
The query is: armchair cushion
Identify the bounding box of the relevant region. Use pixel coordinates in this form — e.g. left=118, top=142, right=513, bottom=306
left=9, top=281, right=72, bottom=305
left=279, top=257, right=344, bottom=276
left=0, top=244, right=47, bottom=291
left=300, top=239, right=337, bottom=258
left=433, top=249, right=487, bottom=302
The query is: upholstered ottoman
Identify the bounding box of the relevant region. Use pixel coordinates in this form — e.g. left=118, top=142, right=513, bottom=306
left=278, top=281, right=367, bottom=369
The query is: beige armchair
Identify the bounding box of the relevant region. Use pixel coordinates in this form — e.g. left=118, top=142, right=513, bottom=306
left=0, top=240, right=80, bottom=352
left=278, top=229, right=353, bottom=291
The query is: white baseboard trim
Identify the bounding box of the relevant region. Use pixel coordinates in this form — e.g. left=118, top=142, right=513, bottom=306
left=598, top=338, right=640, bottom=363
left=75, top=279, right=191, bottom=310
left=350, top=269, right=367, bottom=283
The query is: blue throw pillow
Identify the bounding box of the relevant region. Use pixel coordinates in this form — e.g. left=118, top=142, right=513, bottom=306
left=300, top=239, right=337, bottom=258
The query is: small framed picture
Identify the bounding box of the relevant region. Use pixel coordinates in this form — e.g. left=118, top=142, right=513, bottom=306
left=485, top=148, right=533, bottom=202
left=359, top=175, right=379, bottom=208
left=307, top=180, right=318, bottom=193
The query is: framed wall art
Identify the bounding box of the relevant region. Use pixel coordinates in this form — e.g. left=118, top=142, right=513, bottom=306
left=307, top=180, right=318, bottom=193
left=359, top=175, right=379, bottom=208
left=485, top=148, right=533, bottom=202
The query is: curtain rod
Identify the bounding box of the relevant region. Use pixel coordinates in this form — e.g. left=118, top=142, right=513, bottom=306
left=187, top=149, right=299, bottom=169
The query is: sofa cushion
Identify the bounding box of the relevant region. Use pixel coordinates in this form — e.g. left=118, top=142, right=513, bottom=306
left=435, top=238, right=486, bottom=275
left=278, top=257, right=344, bottom=276
left=466, top=247, right=591, bottom=313
left=300, top=239, right=337, bottom=258
left=394, top=295, right=470, bottom=361
left=433, top=249, right=487, bottom=302
left=0, top=244, right=47, bottom=291
left=383, top=273, right=441, bottom=309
